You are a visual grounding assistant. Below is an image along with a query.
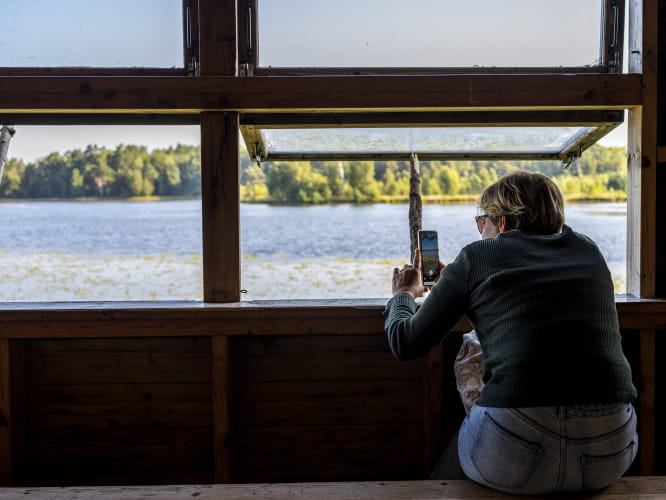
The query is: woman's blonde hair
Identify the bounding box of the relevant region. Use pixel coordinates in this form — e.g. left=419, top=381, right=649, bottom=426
left=478, top=171, right=564, bottom=234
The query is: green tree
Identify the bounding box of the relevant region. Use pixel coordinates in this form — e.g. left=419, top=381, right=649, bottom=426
left=346, top=162, right=381, bottom=202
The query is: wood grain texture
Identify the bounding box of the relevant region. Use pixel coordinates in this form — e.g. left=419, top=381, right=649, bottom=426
left=232, top=335, right=421, bottom=382
left=234, top=424, right=423, bottom=482
left=0, top=340, right=26, bottom=486
left=25, top=338, right=212, bottom=385
left=0, top=340, right=10, bottom=485
left=1, top=477, right=665, bottom=499
left=201, top=112, right=241, bottom=302
left=24, top=337, right=214, bottom=486
left=638, top=329, right=656, bottom=475
left=198, top=0, right=237, bottom=76
left=233, top=379, right=420, bottom=427
left=0, top=298, right=662, bottom=339
left=422, top=343, right=444, bottom=475
left=0, top=74, right=642, bottom=113
left=212, top=336, right=233, bottom=483
left=627, top=0, right=658, bottom=298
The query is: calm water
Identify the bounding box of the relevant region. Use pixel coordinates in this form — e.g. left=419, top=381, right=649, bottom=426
left=0, top=200, right=627, bottom=300
left=0, top=200, right=626, bottom=262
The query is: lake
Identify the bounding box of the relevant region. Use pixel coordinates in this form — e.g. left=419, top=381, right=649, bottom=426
left=0, top=200, right=627, bottom=301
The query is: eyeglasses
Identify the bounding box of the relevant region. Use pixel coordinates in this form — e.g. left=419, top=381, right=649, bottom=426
left=475, top=214, right=489, bottom=233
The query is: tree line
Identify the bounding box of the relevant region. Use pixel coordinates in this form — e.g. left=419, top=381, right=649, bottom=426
left=0, top=143, right=627, bottom=202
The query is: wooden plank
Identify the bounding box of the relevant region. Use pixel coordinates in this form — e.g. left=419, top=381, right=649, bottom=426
left=201, top=112, right=241, bottom=302
left=0, top=340, right=11, bottom=486
left=422, top=343, right=444, bottom=476
left=233, top=424, right=422, bottom=478
left=28, top=427, right=213, bottom=485
left=29, top=427, right=212, bottom=464
left=1, top=477, right=666, bottom=500
left=0, top=340, right=26, bottom=487
left=638, top=329, right=656, bottom=475
left=658, top=145, right=666, bottom=163
left=626, top=0, right=657, bottom=298
left=232, top=335, right=422, bottom=382
left=0, top=74, right=642, bottom=113
left=0, top=299, right=663, bottom=338
left=198, top=0, right=237, bottom=76
left=27, top=383, right=212, bottom=430
left=233, top=379, right=421, bottom=426
left=212, top=336, right=233, bottom=483
left=26, top=338, right=212, bottom=385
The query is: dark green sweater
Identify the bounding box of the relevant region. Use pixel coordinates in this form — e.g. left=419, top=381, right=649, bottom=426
left=384, top=225, right=637, bottom=407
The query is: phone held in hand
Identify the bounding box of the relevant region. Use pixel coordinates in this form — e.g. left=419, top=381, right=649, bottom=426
left=418, top=230, right=440, bottom=286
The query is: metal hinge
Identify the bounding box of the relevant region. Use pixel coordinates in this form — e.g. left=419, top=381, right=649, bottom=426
left=240, top=63, right=255, bottom=77
left=563, top=146, right=583, bottom=170
left=185, top=1, right=198, bottom=76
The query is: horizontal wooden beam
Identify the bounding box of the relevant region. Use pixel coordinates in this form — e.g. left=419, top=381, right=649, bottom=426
left=0, top=477, right=664, bottom=499
left=0, top=296, right=663, bottom=338
left=0, top=74, right=642, bottom=114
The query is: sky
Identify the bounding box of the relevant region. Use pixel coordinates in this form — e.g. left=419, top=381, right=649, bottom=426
left=1, top=0, right=627, bottom=163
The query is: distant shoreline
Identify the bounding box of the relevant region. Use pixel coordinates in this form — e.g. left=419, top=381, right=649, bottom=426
left=0, top=194, right=627, bottom=204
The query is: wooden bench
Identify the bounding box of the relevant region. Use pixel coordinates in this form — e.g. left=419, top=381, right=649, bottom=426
left=0, top=478, right=664, bottom=499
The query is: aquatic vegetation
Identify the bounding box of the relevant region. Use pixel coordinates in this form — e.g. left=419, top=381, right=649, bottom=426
left=0, top=251, right=627, bottom=302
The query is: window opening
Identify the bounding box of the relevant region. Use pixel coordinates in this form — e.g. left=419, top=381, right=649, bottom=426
left=248, top=0, right=624, bottom=75
left=0, top=0, right=187, bottom=73
left=0, top=124, right=202, bottom=302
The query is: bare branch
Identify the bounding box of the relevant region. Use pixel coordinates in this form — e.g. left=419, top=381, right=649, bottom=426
left=0, top=125, right=17, bottom=185
left=408, top=152, right=422, bottom=262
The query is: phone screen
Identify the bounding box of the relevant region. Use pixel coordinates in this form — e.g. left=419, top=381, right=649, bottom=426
left=418, top=230, right=440, bottom=286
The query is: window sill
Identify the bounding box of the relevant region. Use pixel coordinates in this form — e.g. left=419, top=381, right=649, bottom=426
left=0, top=295, right=664, bottom=339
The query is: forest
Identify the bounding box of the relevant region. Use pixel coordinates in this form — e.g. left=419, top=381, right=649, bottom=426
left=0, top=143, right=627, bottom=203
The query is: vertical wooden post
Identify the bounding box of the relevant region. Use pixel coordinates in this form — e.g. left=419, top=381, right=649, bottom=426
left=627, top=0, right=658, bottom=474
left=198, top=0, right=240, bottom=484
left=638, top=329, right=655, bottom=475
left=422, top=343, right=443, bottom=477
left=201, top=112, right=241, bottom=303
left=0, top=340, right=26, bottom=486
left=212, top=336, right=233, bottom=482
left=626, top=0, right=657, bottom=298
left=198, top=0, right=238, bottom=76
left=200, top=111, right=239, bottom=483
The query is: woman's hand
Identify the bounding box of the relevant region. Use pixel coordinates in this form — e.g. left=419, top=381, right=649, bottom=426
left=392, top=249, right=426, bottom=298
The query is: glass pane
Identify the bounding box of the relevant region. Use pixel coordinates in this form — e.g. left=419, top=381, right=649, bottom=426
left=258, top=0, right=602, bottom=68
left=261, top=127, right=595, bottom=156
left=239, top=145, right=628, bottom=299
left=240, top=202, right=627, bottom=300
left=0, top=125, right=202, bottom=301
left=0, top=0, right=183, bottom=67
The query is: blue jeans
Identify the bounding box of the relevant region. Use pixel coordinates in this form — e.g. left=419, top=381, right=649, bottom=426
left=458, top=403, right=638, bottom=495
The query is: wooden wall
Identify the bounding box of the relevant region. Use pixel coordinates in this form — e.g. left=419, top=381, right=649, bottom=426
left=24, top=338, right=214, bottom=486
left=7, top=334, right=446, bottom=486
left=0, top=0, right=663, bottom=488
left=0, top=321, right=654, bottom=486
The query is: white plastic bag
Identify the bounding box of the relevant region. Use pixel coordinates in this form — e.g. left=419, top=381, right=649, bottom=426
left=454, top=330, right=484, bottom=414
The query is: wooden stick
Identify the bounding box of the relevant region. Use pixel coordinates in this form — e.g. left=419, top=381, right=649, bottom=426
left=409, top=153, right=422, bottom=261
left=0, top=125, right=16, bottom=185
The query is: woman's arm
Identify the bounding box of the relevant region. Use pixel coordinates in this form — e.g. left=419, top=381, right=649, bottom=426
left=384, top=250, right=471, bottom=360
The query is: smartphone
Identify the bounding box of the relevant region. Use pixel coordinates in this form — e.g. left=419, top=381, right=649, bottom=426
left=418, top=230, right=440, bottom=286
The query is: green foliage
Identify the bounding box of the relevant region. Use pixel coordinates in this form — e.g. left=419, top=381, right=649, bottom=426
left=0, top=143, right=627, bottom=203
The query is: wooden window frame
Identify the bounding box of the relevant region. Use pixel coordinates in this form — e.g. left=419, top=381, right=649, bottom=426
left=239, top=0, right=625, bottom=76
left=0, top=0, right=654, bottom=303
left=0, top=0, right=197, bottom=77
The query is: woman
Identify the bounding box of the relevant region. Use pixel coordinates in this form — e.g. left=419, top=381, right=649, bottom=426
left=384, top=171, right=637, bottom=495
